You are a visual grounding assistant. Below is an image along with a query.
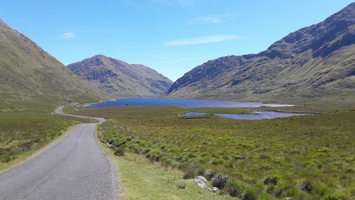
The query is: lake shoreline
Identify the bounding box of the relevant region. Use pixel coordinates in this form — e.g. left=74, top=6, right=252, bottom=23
left=86, top=97, right=295, bottom=109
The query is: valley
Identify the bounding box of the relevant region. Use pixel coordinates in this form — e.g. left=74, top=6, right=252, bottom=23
left=0, top=2, right=354, bottom=200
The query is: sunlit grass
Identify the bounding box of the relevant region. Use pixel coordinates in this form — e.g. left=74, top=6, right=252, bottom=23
left=75, top=106, right=355, bottom=199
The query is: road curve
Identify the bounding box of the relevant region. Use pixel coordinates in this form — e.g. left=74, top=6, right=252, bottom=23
left=0, top=122, right=117, bottom=200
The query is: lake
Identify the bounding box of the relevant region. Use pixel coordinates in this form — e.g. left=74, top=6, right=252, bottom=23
left=87, top=97, right=293, bottom=108
left=87, top=98, right=302, bottom=120
left=183, top=112, right=304, bottom=120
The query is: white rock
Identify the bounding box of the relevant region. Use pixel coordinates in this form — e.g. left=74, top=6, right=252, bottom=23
left=197, top=176, right=208, bottom=183
left=193, top=178, right=211, bottom=191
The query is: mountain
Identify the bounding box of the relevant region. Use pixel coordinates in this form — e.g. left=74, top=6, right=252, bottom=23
left=167, top=3, right=355, bottom=107
left=0, top=19, right=107, bottom=109
left=67, top=55, right=173, bottom=97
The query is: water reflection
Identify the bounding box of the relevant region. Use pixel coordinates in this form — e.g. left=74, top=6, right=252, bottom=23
left=182, top=112, right=304, bottom=120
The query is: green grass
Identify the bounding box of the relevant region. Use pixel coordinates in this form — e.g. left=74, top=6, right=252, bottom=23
left=102, top=150, right=234, bottom=199
left=97, top=127, right=234, bottom=200
left=74, top=106, right=355, bottom=199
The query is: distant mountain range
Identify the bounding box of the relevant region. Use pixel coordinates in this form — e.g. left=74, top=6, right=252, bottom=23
left=1, top=2, right=354, bottom=110
left=167, top=3, right=355, bottom=106
left=67, top=55, right=172, bottom=97
left=0, top=19, right=106, bottom=108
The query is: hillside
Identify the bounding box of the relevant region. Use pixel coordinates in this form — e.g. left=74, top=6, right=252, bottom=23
left=67, top=55, right=173, bottom=97
left=0, top=19, right=107, bottom=109
left=167, top=3, right=355, bottom=108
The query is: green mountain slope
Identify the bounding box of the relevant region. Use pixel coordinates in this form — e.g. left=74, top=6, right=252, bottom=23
left=67, top=55, right=173, bottom=97
left=167, top=3, right=355, bottom=108
left=0, top=19, right=107, bottom=109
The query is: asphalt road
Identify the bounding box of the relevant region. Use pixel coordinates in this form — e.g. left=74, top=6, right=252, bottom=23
left=0, top=123, right=117, bottom=200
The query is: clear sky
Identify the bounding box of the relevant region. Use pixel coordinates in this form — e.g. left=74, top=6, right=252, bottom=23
left=1, top=0, right=353, bottom=81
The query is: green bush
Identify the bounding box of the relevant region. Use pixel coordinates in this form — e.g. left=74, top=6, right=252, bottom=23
left=1, top=155, right=12, bottom=163
left=211, top=174, right=228, bottom=189
left=182, top=170, right=196, bottom=179
left=300, top=180, right=313, bottom=193
left=226, top=178, right=245, bottom=197
left=263, top=175, right=280, bottom=185
left=266, top=185, right=275, bottom=194
left=204, top=170, right=215, bottom=181
left=314, top=185, right=331, bottom=196
left=242, top=189, right=258, bottom=200
left=114, top=147, right=125, bottom=156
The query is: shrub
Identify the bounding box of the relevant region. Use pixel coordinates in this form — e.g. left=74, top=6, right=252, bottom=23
left=242, top=189, right=258, bottom=200
left=226, top=179, right=246, bottom=197
left=263, top=175, right=280, bottom=185
left=211, top=174, right=228, bottom=189
left=300, top=180, right=313, bottom=193
left=114, top=147, right=125, bottom=156
left=197, top=169, right=205, bottom=176
left=259, top=165, right=271, bottom=170
left=182, top=170, right=196, bottom=179
left=1, top=155, right=12, bottom=163
left=160, top=156, right=173, bottom=167
left=211, top=158, right=224, bottom=165
left=275, top=188, right=285, bottom=198
left=266, top=185, right=275, bottom=194
left=204, top=170, right=215, bottom=181
left=314, top=185, right=330, bottom=196
left=146, top=149, right=162, bottom=162
left=344, top=167, right=354, bottom=173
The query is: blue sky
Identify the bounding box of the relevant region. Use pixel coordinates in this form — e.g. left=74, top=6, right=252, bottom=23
left=1, top=0, right=353, bottom=81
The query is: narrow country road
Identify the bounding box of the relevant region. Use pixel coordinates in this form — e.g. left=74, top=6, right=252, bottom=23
left=0, top=108, right=117, bottom=200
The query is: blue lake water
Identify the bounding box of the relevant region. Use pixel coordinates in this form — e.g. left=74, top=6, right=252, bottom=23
left=87, top=97, right=293, bottom=108
left=183, top=112, right=304, bottom=120
left=87, top=98, right=301, bottom=120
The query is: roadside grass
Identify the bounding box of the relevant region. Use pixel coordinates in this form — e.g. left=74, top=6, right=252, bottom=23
left=0, top=109, right=95, bottom=172
left=98, top=136, right=234, bottom=200
left=76, top=106, right=355, bottom=199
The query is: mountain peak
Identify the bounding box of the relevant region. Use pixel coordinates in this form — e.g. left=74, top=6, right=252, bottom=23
left=259, top=2, right=355, bottom=59
left=322, top=2, right=354, bottom=31
left=67, top=55, right=172, bottom=97
left=167, top=3, right=355, bottom=108
left=75, top=54, right=129, bottom=68
left=91, top=54, right=113, bottom=61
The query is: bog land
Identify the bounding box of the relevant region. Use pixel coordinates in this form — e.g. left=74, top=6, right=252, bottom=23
left=71, top=106, right=355, bottom=199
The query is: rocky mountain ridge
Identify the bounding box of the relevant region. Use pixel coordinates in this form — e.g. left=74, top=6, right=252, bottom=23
left=67, top=55, right=172, bottom=97
left=167, top=3, right=355, bottom=107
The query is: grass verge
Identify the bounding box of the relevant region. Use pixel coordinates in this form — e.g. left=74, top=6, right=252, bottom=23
left=97, top=128, right=234, bottom=200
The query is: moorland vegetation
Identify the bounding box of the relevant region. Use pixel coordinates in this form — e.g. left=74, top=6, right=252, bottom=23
left=72, top=106, right=355, bottom=199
